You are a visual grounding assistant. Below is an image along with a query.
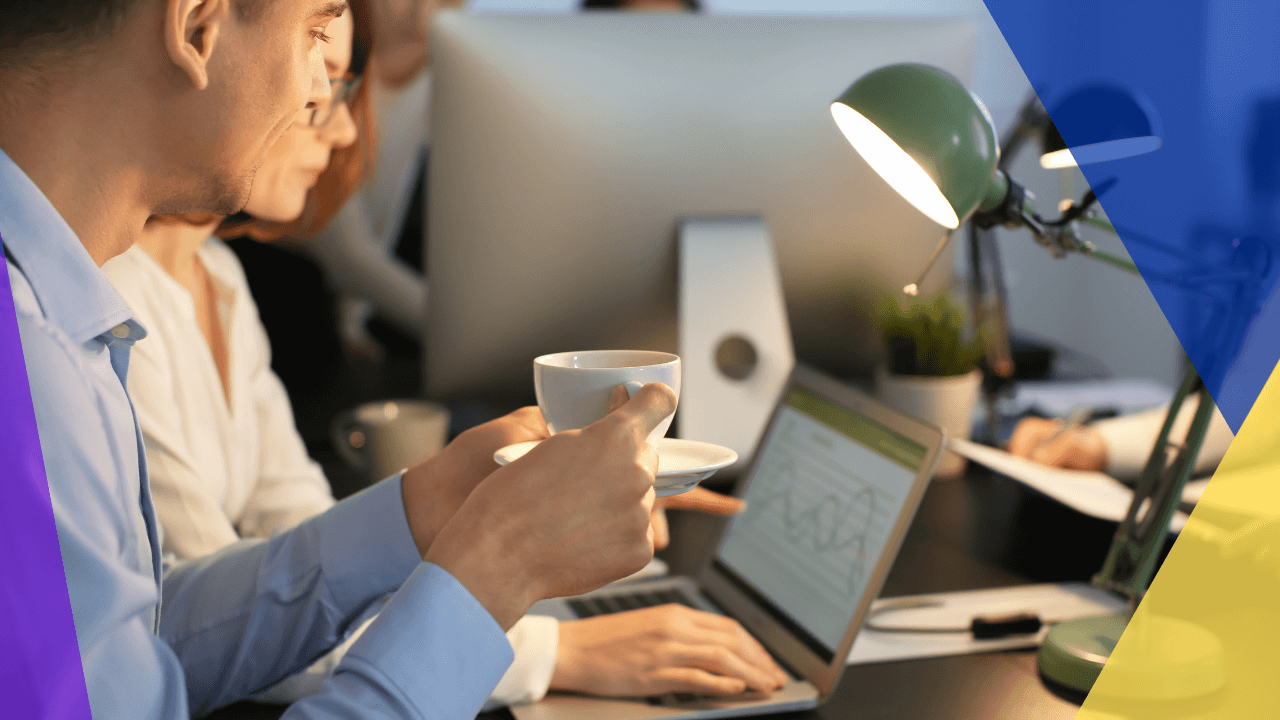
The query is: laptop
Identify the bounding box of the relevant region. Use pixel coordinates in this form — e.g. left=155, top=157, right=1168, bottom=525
left=515, top=363, right=945, bottom=720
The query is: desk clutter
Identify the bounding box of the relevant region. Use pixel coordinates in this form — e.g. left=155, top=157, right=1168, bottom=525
left=848, top=583, right=1126, bottom=665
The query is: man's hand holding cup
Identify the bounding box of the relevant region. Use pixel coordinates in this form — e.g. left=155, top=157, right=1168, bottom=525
left=423, top=375, right=678, bottom=630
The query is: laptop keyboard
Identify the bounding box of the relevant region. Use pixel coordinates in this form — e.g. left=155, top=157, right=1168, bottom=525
left=568, top=588, right=698, bottom=618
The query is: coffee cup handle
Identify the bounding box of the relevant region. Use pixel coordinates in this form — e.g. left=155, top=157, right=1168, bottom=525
left=331, top=410, right=369, bottom=472
left=623, top=381, right=645, bottom=398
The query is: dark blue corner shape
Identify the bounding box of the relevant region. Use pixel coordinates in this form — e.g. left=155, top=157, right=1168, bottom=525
left=1, top=236, right=92, bottom=719
left=986, top=0, right=1280, bottom=431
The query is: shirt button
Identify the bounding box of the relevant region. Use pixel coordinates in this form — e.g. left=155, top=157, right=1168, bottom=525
left=111, top=324, right=130, bottom=339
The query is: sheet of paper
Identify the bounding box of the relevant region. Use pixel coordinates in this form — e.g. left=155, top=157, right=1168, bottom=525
left=947, top=438, right=1191, bottom=532
left=1011, top=378, right=1174, bottom=418
left=848, top=582, right=1127, bottom=665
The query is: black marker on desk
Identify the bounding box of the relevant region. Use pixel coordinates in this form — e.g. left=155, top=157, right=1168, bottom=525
left=864, top=599, right=1046, bottom=640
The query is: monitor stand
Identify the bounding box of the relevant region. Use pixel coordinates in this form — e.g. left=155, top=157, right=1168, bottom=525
left=677, top=217, right=794, bottom=476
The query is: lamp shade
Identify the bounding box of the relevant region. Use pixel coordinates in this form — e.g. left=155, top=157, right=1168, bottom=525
left=1040, top=84, right=1162, bottom=168
left=831, top=63, right=1004, bottom=229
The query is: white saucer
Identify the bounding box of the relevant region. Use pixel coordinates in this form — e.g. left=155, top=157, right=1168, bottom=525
left=493, top=438, right=738, bottom=497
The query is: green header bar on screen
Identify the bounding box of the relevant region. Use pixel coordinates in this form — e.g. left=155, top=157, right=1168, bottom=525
left=786, top=388, right=927, bottom=471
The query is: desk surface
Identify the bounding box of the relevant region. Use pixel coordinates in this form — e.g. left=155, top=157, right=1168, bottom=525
left=204, top=469, right=1113, bottom=720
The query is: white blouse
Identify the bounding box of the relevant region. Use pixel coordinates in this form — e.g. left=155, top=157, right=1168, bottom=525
left=1093, top=396, right=1235, bottom=481
left=102, top=239, right=557, bottom=708
left=103, top=241, right=335, bottom=557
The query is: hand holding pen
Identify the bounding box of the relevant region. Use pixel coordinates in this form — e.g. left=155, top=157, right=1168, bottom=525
left=1006, top=405, right=1110, bottom=472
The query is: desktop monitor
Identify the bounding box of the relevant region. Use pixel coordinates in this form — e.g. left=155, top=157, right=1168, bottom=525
left=425, top=12, right=978, bottom=398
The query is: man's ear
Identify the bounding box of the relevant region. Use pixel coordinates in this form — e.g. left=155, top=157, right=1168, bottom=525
left=164, top=0, right=230, bottom=90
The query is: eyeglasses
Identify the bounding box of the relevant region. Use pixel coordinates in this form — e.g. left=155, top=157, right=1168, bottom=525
left=304, top=74, right=360, bottom=128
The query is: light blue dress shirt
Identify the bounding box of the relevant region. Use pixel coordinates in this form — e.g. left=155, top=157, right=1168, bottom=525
left=0, top=148, right=514, bottom=719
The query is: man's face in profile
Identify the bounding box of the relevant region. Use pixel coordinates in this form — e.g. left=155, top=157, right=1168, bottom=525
left=166, top=0, right=347, bottom=216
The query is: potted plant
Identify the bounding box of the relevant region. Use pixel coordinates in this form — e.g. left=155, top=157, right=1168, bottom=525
left=874, top=290, right=984, bottom=478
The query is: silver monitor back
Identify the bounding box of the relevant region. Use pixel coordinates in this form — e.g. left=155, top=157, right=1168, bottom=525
left=426, top=12, right=976, bottom=397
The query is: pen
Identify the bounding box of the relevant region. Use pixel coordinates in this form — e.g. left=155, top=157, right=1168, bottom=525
left=1033, top=404, right=1095, bottom=454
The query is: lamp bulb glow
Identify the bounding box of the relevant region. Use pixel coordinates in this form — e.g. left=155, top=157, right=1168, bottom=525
left=1040, top=148, right=1078, bottom=169
left=1040, top=136, right=1161, bottom=169
left=903, top=283, right=919, bottom=297
left=830, top=102, right=960, bottom=229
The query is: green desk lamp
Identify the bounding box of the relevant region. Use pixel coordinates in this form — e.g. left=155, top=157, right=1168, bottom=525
left=831, top=63, right=1223, bottom=699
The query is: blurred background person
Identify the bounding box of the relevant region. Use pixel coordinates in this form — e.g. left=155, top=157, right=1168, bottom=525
left=298, top=0, right=457, bottom=361
left=304, top=0, right=700, bottom=364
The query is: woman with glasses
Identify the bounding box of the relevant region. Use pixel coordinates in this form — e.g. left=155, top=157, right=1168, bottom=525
left=308, top=1, right=700, bottom=361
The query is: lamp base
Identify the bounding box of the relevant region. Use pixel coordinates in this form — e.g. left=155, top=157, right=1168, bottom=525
left=1037, top=613, right=1225, bottom=700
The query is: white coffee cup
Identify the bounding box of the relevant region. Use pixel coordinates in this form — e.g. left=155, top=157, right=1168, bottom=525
left=332, top=400, right=451, bottom=481
left=534, top=350, right=681, bottom=445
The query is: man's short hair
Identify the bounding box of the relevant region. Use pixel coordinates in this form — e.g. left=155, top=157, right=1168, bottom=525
left=1, top=0, right=127, bottom=55
left=1, top=0, right=269, bottom=58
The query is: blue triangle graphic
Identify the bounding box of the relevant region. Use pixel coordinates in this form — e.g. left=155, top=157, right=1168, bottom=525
left=985, top=0, right=1280, bottom=432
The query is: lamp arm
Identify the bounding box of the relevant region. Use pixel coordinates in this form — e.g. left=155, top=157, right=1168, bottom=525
left=964, top=95, right=1047, bottom=441
left=1039, top=180, right=1116, bottom=227
left=1080, top=215, right=1116, bottom=234
left=1081, top=220, right=1259, bottom=300
left=966, top=94, right=1218, bottom=610
left=976, top=177, right=1218, bottom=609
left=1028, top=220, right=1141, bottom=275
left=1080, top=248, right=1140, bottom=275
left=997, top=92, right=1050, bottom=173
left=1027, top=181, right=1258, bottom=287
left=997, top=183, right=1144, bottom=275
left=1093, top=366, right=1215, bottom=610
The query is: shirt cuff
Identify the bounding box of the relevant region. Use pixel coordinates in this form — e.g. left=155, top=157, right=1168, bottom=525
left=1096, top=421, right=1152, bottom=482
left=483, top=615, right=560, bottom=710
left=339, top=562, right=515, bottom=718
left=253, top=601, right=385, bottom=703
left=315, top=473, right=422, bottom=613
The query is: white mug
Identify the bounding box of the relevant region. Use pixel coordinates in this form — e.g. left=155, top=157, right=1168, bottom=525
left=332, top=400, right=451, bottom=481
left=534, top=350, right=681, bottom=445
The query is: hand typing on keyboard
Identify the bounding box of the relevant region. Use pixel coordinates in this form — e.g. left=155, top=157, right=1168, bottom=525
left=549, top=604, right=788, bottom=698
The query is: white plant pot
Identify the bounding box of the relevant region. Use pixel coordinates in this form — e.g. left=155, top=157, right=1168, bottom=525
left=875, top=367, right=982, bottom=479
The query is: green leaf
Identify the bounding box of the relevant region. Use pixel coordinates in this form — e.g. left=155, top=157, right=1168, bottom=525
left=874, top=289, right=982, bottom=377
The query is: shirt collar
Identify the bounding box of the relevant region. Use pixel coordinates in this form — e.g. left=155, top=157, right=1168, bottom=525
left=0, top=147, right=142, bottom=345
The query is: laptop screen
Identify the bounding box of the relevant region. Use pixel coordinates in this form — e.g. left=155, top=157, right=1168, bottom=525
left=715, top=387, right=928, bottom=661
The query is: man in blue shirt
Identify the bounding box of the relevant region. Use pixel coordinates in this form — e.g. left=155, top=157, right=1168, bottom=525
left=0, top=0, right=676, bottom=717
